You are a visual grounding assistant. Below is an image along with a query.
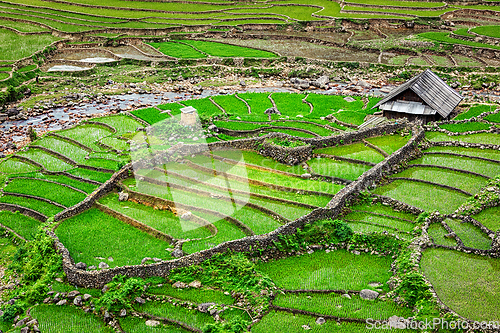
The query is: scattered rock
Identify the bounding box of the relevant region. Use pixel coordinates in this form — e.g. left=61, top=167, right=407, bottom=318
left=26, top=319, right=38, bottom=327
left=120, top=309, right=127, bottom=317
left=20, top=327, right=29, bottom=333
left=360, top=289, right=379, bottom=300
left=135, top=297, right=146, bottom=304
left=118, top=192, right=129, bottom=201
left=171, top=248, right=184, bottom=258
left=83, top=294, right=92, bottom=302
left=172, top=281, right=188, bottom=289
left=98, top=262, right=109, bottom=269
left=388, top=315, right=407, bottom=329
left=301, top=173, right=311, bottom=179
left=180, top=212, right=192, bottom=220
left=316, top=317, right=325, bottom=325
left=188, top=280, right=202, bottom=288
left=342, top=293, right=351, bottom=299
left=343, top=96, right=356, bottom=102
left=56, top=299, right=67, bottom=306
left=368, top=282, right=383, bottom=288
left=67, top=290, right=80, bottom=299
left=73, top=296, right=82, bottom=306
left=198, top=302, right=216, bottom=313
left=75, top=262, right=87, bottom=270
left=264, top=107, right=280, bottom=115
left=302, top=324, right=311, bottom=330
left=145, top=320, right=161, bottom=327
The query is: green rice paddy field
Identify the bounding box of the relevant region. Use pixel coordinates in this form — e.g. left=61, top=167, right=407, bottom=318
left=0, top=92, right=498, bottom=331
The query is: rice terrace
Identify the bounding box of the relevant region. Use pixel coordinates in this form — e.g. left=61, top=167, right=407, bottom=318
left=1, top=0, right=500, bottom=331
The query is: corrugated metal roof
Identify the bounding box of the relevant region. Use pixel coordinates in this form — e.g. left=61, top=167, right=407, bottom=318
left=379, top=100, right=436, bottom=115
left=373, top=69, right=463, bottom=118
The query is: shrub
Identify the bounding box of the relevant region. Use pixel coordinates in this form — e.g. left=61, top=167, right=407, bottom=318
left=268, top=138, right=306, bottom=148
left=95, top=275, right=146, bottom=313
left=395, top=272, right=432, bottom=307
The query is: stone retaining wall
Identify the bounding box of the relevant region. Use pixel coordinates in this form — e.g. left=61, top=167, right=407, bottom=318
left=258, top=137, right=312, bottom=166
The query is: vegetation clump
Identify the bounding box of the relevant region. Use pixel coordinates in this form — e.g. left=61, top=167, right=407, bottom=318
left=268, top=137, right=307, bottom=148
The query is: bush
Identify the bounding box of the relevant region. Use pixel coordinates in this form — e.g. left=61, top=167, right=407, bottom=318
left=2, top=225, right=63, bottom=322
left=395, top=272, right=432, bottom=307
left=95, top=275, right=146, bottom=313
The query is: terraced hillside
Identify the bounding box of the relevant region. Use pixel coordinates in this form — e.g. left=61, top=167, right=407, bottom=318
left=0, top=91, right=499, bottom=332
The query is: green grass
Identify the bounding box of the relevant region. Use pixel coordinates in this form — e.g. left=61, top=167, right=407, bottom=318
left=213, top=149, right=305, bottom=175
left=0, top=19, right=48, bottom=32
left=3, top=178, right=86, bottom=207
left=100, top=137, right=130, bottom=152
left=419, top=31, right=500, bottom=51
left=9, top=172, right=98, bottom=193
left=265, top=128, right=315, bottom=138
left=343, top=211, right=415, bottom=233
left=148, top=284, right=234, bottom=305
left=373, top=180, right=469, bottom=214
left=271, top=92, right=310, bottom=117
left=0, top=211, right=41, bottom=240
left=119, top=317, right=189, bottom=333
left=454, top=104, right=495, bottom=120
left=134, top=301, right=214, bottom=330
left=274, top=121, right=333, bottom=136
left=314, top=142, right=385, bottom=164
left=471, top=25, right=500, bottom=38
left=430, top=55, right=451, bottom=67
left=212, top=94, right=249, bottom=118
left=131, top=107, right=170, bottom=125
left=35, top=136, right=89, bottom=163
left=90, top=115, right=144, bottom=135
left=99, top=193, right=212, bottom=239
left=333, top=111, right=370, bottom=125
left=473, top=206, right=500, bottom=232
left=182, top=219, right=248, bottom=254
left=445, top=219, right=491, bottom=250
left=237, top=92, right=273, bottom=121
left=453, top=27, right=474, bottom=37
left=181, top=98, right=223, bottom=119
left=389, top=55, right=410, bottom=65
left=425, top=131, right=500, bottom=145
left=147, top=41, right=206, bottom=58
left=0, top=72, right=8, bottom=80
left=256, top=249, right=392, bottom=290
left=348, top=202, right=416, bottom=221
left=411, top=154, right=500, bottom=178
left=0, top=194, right=63, bottom=217
left=55, top=208, right=172, bottom=268
left=421, top=248, right=500, bottom=322
left=66, top=167, right=112, bottom=183
left=438, top=122, right=491, bottom=133
left=175, top=40, right=278, bottom=58
left=393, top=166, right=486, bottom=194
left=31, top=304, right=113, bottom=333
left=453, top=55, right=481, bottom=67
left=427, top=223, right=457, bottom=247
left=253, top=311, right=397, bottom=333
left=0, top=28, right=60, bottom=60
left=59, top=124, right=113, bottom=151
left=366, top=134, right=410, bottom=154
left=17, top=64, right=37, bottom=72
left=274, top=293, right=412, bottom=320
left=484, top=112, right=500, bottom=123
left=0, top=157, right=39, bottom=174
left=424, top=146, right=500, bottom=161
left=307, top=156, right=371, bottom=180
left=16, top=148, right=74, bottom=172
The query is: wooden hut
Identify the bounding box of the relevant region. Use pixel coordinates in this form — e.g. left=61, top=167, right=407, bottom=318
left=372, top=69, right=463, bottom=123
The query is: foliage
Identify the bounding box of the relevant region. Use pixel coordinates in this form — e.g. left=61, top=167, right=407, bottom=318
left=273, top=219, right=353, bottom=252
left=349, top=232, right=403, bottom=254
left=169, top=252, right=273, bottom=312
left=95, top=275, right=146, bottom=312
left=203, top=317, right=250, bottom=333
left=175, top=40, right=278, bottom=58
left=395, top=272, right=433, bottom=307
left=2, top=225, right=63, bottom=322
